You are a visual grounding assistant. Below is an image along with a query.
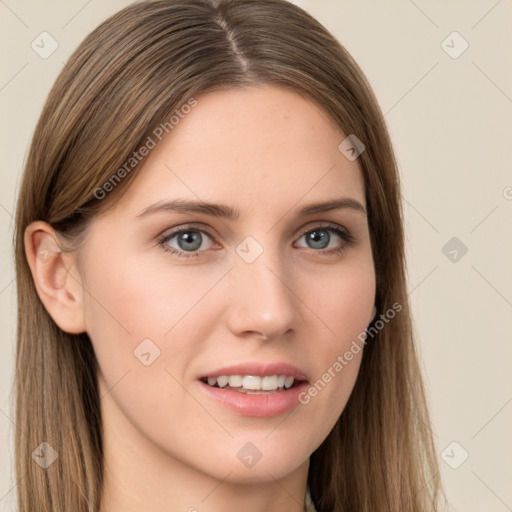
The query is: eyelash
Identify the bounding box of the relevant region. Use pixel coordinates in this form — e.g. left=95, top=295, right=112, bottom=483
left=157, top=223, right=355, bottom=259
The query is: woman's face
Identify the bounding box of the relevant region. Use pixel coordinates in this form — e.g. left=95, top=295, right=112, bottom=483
left=78, top=85, right=376, bottom=482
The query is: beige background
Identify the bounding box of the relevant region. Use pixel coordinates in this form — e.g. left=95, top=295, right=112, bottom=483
left=1, top=1, right=511, bottom=510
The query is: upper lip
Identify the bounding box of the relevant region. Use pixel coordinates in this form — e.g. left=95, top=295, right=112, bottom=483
left=200, top=362, right=309, bottom=382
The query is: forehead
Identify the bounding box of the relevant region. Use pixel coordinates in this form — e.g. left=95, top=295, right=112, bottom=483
left=110, top=85, right=366, bottom=219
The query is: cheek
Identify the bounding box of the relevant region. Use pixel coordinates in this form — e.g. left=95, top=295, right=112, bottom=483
left=81, top=255, right=219, bottom=451
left=304, top=257, right=376, bottom=342
left=82, top=249, right=222, bottom=346
left=295, top=258, right=375, bottom=425
left=80, top=251, right=230, bottom=425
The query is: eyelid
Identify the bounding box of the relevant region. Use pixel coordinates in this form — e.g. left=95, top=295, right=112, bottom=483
left=158, top=222, right=216, bottom=240
left=297, top=221, right=352, bottom=239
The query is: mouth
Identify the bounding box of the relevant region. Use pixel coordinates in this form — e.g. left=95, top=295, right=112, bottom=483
left=199, top=374, right=304, bottom=394
left=197, top=362, right=309, bottom=416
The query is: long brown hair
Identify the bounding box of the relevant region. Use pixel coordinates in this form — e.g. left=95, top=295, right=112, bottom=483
left=13, top=1, right=442, bottom=510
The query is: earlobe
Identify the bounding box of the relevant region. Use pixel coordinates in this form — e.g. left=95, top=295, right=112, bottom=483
left=24, top=221, right=87, bottom=334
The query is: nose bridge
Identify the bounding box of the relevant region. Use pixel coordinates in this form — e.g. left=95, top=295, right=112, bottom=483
left=226, top=236, right=300, bottom=338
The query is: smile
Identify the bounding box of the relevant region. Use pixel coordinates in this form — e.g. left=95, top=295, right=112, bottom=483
left=200, top=374, right=297, bottom=393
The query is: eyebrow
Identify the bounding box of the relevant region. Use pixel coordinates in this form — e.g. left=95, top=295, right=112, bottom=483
left=135, top=197, right=367, bottom=220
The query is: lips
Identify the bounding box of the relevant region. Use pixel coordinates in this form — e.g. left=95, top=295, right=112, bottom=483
left=197, top=362, right=309, bottom=417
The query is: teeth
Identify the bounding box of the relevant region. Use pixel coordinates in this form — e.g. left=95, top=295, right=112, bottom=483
left=261, top=375, right=278, bottom=390
left=228, top=375, right=243, bottom=387
left=204, top=374, right=296, bottom=391
left=243, top=375, right=261, bottom=390
left=216, top=375, right=229, bottom=388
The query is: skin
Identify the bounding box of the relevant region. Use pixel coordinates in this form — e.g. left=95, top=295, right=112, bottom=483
left=25, top=85, right=376, bottom=512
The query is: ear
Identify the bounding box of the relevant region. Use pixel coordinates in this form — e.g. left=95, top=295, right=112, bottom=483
left=24, top=221, right=86, bottom=334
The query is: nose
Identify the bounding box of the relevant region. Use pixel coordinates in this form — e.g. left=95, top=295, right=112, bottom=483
left=225, top=248, right=301, bottom=341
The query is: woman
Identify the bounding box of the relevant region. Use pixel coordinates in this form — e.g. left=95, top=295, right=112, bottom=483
left=14, top=1, right=443, bottom=510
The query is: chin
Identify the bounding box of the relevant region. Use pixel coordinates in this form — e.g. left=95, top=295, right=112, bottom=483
left=195, top=440, right=311, bottom=484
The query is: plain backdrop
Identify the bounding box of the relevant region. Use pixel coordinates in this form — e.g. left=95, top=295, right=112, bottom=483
left=1, top=1, right=511, bottom=511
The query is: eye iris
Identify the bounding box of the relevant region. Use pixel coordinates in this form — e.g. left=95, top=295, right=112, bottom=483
left=307, top=230, right=329, bottom=249
left=178, top=231, right=202, bottom=251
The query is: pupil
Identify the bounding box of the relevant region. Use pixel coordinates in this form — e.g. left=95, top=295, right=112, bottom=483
left=308, top=230, right=329, bottom=249
left=179, top=231, right=202, bottom=251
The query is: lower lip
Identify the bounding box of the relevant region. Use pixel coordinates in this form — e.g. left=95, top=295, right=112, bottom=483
left=198, top=380, right=309, bottom=417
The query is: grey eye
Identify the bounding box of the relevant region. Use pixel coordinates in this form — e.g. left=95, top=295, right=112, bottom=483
left=305, top=230, right=330, bottom=249
left=165, top=230, right=213, bottom=252
left=296, top=228, right=343, bottom=250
